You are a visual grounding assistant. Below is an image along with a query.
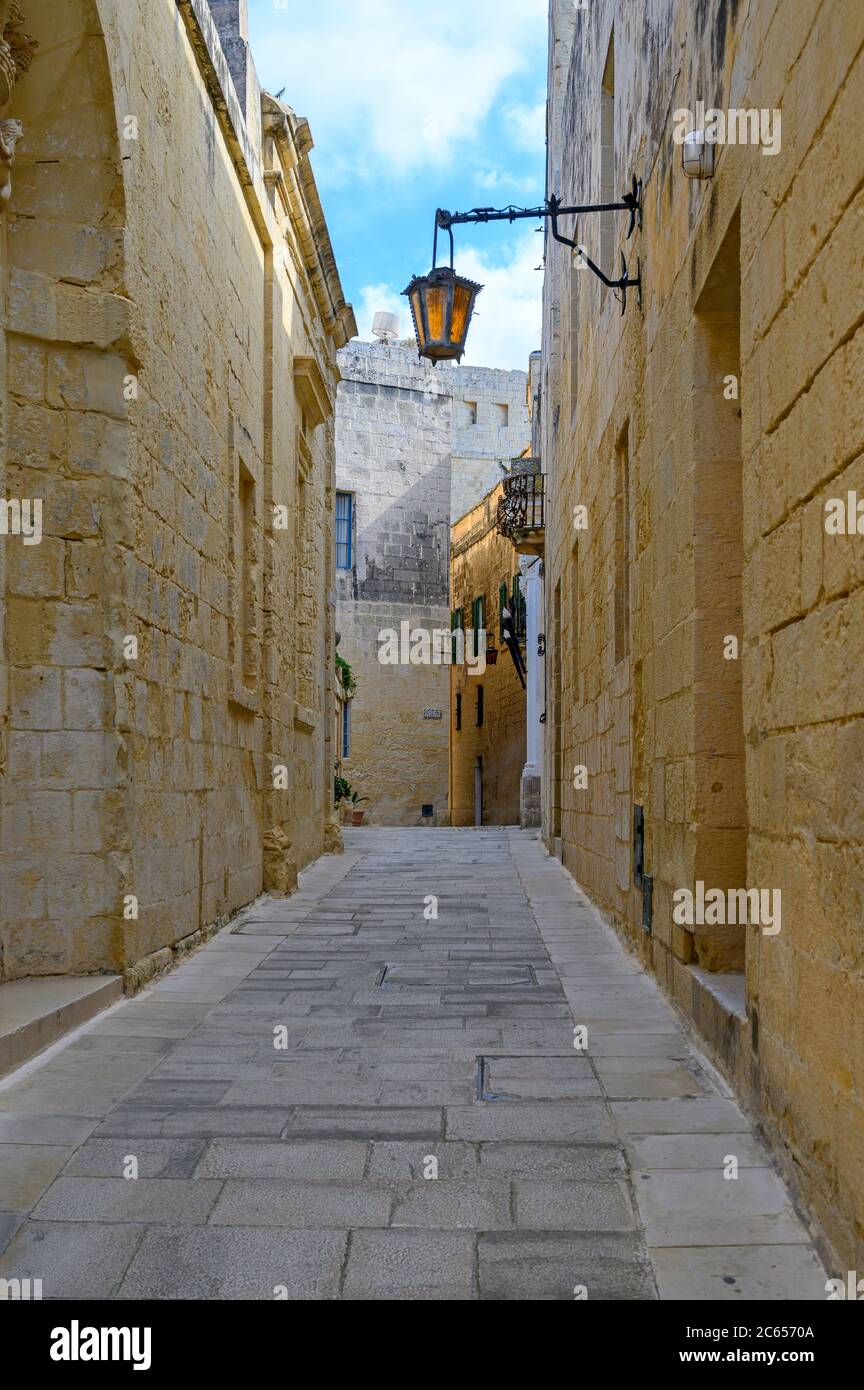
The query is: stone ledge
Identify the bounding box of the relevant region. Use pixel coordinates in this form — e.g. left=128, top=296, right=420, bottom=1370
left=687, top=966, right=748, bottom=1084
left=0, top=975, right=122, bottom=1079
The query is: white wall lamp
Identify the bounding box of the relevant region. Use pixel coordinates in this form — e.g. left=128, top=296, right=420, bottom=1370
left=682, top=130, right=716, bottom=180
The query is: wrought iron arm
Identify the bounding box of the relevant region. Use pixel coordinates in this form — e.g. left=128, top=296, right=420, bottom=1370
left=435, top=174, right=642, bottom=314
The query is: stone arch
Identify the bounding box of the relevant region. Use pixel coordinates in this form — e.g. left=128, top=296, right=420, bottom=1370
left=0, top=0, right=131, bottom=980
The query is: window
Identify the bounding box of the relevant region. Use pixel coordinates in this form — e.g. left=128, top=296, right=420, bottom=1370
left=471, top=594, right=486, bottom=657
left=455, top=691, right=462, bottom=731
left=600, top=32, right=616, bottom=298
left=335, top=491, right=353, bottom=569
left=511, top=575, right=526, bottom=641
left=451, top=606, right=464, bottom=663
left=476, top=684, right=484, bottom=727
left=499, top=580, right=508, bottom=639
left=569, top=257, right=580, bottom=412
left=238, top=461, right=258, bottom=687
left=463, top=399, right=477, bottom=425
left=493, top=403, right=509, bottom=427
left=614, top=424, right=630, bottom=663
left=341, top=700, right=351, bottom=758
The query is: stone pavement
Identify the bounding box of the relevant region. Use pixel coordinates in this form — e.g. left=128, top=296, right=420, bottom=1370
left=0, top=829, right=827, bottom=1300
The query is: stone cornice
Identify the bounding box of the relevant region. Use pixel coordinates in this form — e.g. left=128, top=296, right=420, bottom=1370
left=177, top=1, right=355, bottom=350
left=262, top=93, right=356, bottom=349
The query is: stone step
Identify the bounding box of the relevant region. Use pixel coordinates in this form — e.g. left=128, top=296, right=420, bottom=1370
left=0, top=976, right=123, bottom=1080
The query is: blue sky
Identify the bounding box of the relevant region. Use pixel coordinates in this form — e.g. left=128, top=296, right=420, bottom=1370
left=246, top=0, right=548, bottom=370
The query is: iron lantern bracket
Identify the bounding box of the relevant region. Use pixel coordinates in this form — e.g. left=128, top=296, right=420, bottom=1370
left=435, top=174, right=643, bottom=315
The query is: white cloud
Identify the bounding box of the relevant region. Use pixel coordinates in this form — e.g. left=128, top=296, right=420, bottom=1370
left=473, top=169, right=538, bottom=194
left=354, top=230, right=542, bottom=372
left=503, top=99, right=547, bottom=152
left=456, top=230, right=542, bottom=370
left=252, top=0, right=548, bottom=175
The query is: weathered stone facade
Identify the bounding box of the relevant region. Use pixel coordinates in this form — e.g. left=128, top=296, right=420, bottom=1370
left=450, top=483, right=526, bottom=826
left=541, top=0, right=864, bottom=1269
left=335, top=340, right=528, bottom=825
left=0, top=0, right=354, bottom=986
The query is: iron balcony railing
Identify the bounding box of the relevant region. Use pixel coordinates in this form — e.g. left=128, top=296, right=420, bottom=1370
left=497, top=471, right=544, bottom=542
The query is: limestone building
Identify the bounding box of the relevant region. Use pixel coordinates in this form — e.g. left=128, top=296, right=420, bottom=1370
left=540, top=0, right=864, bottom=1270
left=0, top=0, right=355, bottom=990
left=449, top=482, right=527, bottom=826
left=334, top=339, right=528, bottom=824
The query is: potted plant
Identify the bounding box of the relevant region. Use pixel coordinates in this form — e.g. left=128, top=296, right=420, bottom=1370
left=334, top=776, right=369, bottom=825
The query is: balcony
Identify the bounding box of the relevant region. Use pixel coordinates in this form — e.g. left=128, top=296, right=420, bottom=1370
left=496, top=464, right=544, bottom=555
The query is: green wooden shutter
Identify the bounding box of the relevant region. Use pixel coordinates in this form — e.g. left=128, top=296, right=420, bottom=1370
left=471, top=596, right=485, bottom=657
left=451, top=606, right=463, bottom=662
left=499, top=581, right=508, bottom=639
left=512, top=575, right=524, bottom=638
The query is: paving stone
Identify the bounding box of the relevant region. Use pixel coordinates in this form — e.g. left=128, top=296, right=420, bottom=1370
left=67, top=1138, right=207, bottom=1179
left=513, top=1179, right=636, bottom=1231
left=445, top=1101, right=614, bottom=1142
left=0, top=1211, right=24, bottom=1255
left=196, top=1139, right=368, bottom=1180
left=627, top=1133, right=770, bottom=1170
left=97, top=1107, right=288, bottom=1138
left=288, top=1107, right=443, bottom=1139
left=651, top=1244, right=828, bottom=1300
left=222, top=1079, right=384, bottom=1106
left=210, top=1179, right=391, bottom=1227
left=478, top=1231, right=657, bottom=1300
left=390, top=1179, right=512, bottom=1229
left=477, top=1142, right=625, bottom=1181
left=343, top=1229, right=475, bottom=1300
left=595, top=1061, right=709, bottom=1100
left=367, top=1141, right=479, bottom=1179
left=0, top=1144, right=75, bottom=1210
left=611, top=1099, right=749, bottom=1134
left=117, top=1226, right=346, bottom=1300
left=632, top=1168, right=811, bottom=1247
left=0, top=1113, right=98, bottom=1145
left=32, top=1176, right=222, bottom=1224
left=0, top=1220, right=146, bottom=1297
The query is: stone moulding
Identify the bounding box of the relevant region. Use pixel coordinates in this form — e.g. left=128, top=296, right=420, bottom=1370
left=178, top=0, right=355, bottom=347
left=294, top=354, right=334, bottom=428
left=0, top=0, right=37, bottom=210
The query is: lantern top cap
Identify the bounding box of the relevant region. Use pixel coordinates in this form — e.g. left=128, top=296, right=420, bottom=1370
left=402, top=265, right=484, bottom=296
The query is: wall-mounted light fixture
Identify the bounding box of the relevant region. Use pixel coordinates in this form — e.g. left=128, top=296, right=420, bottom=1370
left=682, top=130, right=715, bottom=179
left=403, top=215, right=483, bottom=364
left=405, top=175, right=643, bottom=362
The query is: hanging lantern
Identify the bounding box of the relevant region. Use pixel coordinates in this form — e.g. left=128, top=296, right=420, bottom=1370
left=403, top=266, right=482, bottom=363
left=403, top=211, right=482, bottom=363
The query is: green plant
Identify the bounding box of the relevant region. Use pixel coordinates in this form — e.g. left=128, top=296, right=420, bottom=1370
left=335, top=653, right=356, bottom=696
left=334, top=775, right=352, bottom=806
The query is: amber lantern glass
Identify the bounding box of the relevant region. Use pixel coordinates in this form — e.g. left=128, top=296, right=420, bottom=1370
left=403, top=267, right=482, bottom=363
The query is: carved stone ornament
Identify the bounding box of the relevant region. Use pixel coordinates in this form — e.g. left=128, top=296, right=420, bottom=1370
left=0, top=1, right=37, bottom=209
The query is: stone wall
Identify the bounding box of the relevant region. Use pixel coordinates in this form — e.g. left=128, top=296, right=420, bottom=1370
left=335, top=340, right=528, bottom=825
left=450, top=484, right=526, bottom=827
left=0, top=0, right=354, bottom=984
left=541, top=0, right=864, bottom=1270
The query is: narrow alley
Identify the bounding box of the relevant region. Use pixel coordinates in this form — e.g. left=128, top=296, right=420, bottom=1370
left=0, top=830, right=825, bottom=1301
